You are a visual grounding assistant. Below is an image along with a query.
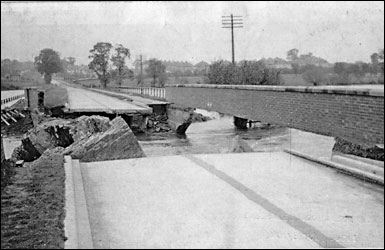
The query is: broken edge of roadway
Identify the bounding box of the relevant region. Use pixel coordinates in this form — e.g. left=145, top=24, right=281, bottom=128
left=64, top=155, right=94, bottom=249
left=284, top=149, right=384, bottom=186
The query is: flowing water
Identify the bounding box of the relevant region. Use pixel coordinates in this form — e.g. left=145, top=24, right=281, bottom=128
left=137, top=110, right=293, bottom=157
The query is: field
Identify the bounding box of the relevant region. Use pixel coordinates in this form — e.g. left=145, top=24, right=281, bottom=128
left=74, top=73, right=384, bottom=89
left=1, top=80, right=68, bottom=109
left=75, top=76, right=207, bottom=88
left=1, top=80, right=44, bottom=91
left=1, top=71, right=46, bottom=91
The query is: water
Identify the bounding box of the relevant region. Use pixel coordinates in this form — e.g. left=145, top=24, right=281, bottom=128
left=137, top=113, right=292, bottom=157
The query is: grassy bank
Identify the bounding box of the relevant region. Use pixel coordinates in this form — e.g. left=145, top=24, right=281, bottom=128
left=1, top=148, right=66, bottom=249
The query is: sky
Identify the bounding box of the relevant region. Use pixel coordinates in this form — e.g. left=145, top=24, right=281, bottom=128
left=1, top=1, right=384, bottom=66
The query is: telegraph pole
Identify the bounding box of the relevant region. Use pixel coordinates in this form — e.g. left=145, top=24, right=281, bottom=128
left=140, top=54, right=143, bottom=86
left=222, top=14, right=243, bottom=65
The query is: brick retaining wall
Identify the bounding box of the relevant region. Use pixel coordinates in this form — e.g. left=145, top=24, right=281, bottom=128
left=165, top=84, right=384, bottom=145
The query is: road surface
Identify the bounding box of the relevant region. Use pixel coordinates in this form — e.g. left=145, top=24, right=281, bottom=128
left=57, top=83, right=152, bottom=114
left=79, top=152, right=384, bottom=248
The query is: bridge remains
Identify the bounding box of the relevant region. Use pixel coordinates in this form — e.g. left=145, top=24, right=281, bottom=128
left=165, top=84, right=384, bottom=145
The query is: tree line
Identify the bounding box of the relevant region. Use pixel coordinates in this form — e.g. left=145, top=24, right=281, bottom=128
left=3, top=45, right=383, bottom=87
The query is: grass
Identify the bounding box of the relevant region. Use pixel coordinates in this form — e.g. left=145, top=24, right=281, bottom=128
left=1, top=149, right=66, bottom=249
left=1, top=80, right=44, bottom=91
left=1, top=81, right=69, bottom=108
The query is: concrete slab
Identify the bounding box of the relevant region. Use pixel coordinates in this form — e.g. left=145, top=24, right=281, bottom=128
left=79, top=152, right=383, bottom=248
left=194, top=152, right=384, bottom=248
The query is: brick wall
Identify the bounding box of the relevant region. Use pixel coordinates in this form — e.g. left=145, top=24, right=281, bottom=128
left=165, top=84, right=384, bottom=145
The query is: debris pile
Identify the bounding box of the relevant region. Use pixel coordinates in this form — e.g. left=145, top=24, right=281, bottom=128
left=147, top=113, right=172, bottom=133
left=333, top=137, right=384, bottom=161
left=11, top=115, right=145, bottom=162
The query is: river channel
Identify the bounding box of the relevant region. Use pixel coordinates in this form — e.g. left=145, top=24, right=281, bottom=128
left=137, top=110, right=293, bottom=157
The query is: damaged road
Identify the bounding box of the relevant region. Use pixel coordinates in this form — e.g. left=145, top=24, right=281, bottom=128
left=11, top=115, right=145, bottom=163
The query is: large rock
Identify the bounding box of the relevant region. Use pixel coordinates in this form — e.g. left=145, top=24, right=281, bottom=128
left=64, top=116, right=145, bottom=162
left=12, top=115, right=111, bottom=162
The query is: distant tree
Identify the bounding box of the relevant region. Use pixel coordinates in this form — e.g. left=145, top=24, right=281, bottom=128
left=111, top=44, right=130, bottom=86
left=67, top=57, right=76, bottom=66
left=207, top=60, right=282, bottom=85
left=302, top=65, right=327, bottom=86
left=348, top=63, right=365, bottom=78
left=145, top=58, right=167, bottom=87
left=110, top=66, right=134, bottom=85
left=371, top=52, right=380, bottom=64
left=378, top=49, right=384, bottom=74
left=359, top=62, right=370, bottom=74
left=1, top=58, right=12, bottom=76
left=287, top=48, right=299, bottom=61
left=291, top=62, right=300, bottom=75
left=379, top=49, right=384, bottom=61
left=334, top=62, right=347, bottom=75
left=34, top=48, right=63, bottom=84
left=88, top=42, right=112, bottom=88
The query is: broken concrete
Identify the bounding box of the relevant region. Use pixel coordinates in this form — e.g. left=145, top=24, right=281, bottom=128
left=64, top=116, right=145, bottom=162
left=11, top=115, right=112, bottom=162
left=69, top=115, right=111, bottom=141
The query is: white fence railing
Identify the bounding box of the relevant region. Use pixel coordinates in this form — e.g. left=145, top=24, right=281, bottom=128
left=116, top=87, right=166, bottom=99
left=1, top=94, right=25, bottom=105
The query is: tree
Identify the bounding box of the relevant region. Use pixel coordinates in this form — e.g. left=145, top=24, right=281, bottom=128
left=378, top=49, right=384, bottom=75
left=67, top=57, right=76, bottom=66
left=34, top=48, right=63, bottom=84
left=207, top=60, right=282, bottom=85
left=111, top=44, right=130, bottom=86
left=287, top=48, right=299, bottom=61
left=291, top=62, right=300, bottom=75
left=334, top=62, right=347, bottom=75
left=1, top=59, right=12, bottom=77
left=145, top=58, right=167, bottom=87
left=302, top=66, right=327, bottom=86
left=88, top=42, right=112, bottom=88
left=370, top=51, right=385, bottom=75
left=371, top=53, right=379, bottom=65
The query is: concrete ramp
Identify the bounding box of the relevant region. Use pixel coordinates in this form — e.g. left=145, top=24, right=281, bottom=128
left=72, top=152, right=384, bottom=249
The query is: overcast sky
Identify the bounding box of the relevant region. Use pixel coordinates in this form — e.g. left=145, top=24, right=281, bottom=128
left=1, top=1, right=384, bottom=65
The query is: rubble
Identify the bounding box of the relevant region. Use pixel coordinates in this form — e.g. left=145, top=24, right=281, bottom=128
left=64, top=116, right=145, bottom=162
left=147, top=113, right=172, bottom=133
left=10, top=115, right=117, bottom=162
